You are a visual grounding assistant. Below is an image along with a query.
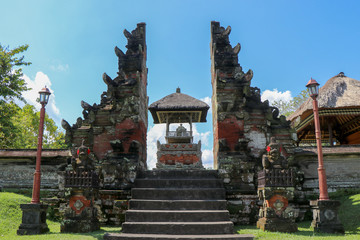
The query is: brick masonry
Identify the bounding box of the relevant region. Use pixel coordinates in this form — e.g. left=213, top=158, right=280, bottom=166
left=61, top=23, right=148, bottom=225
left=210, top=21, right=297, bottom=224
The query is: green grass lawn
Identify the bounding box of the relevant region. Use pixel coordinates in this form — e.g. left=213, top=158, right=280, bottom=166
left=0, top=191, right=359, bottom=239
left=236, top=191, right=360, bottom=239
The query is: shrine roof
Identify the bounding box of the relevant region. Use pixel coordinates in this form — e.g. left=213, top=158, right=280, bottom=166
left=149, top=88, right=210, bottom=123
left=289, top=72, right=360, bottom=122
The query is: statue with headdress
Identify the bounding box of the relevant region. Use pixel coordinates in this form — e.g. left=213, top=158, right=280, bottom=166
left=257, top=136, right=298, bottom=233
left=61, top=140, right=100, bottom=233
left=262, top=137, right=288, bottom=169
left=71, top=140, right=95, bottom=171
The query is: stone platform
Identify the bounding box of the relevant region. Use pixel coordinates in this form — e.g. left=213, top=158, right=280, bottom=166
left=103, top=169, right=254, bottom=240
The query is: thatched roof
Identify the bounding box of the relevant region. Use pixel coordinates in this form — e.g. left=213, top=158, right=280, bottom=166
left=149, top=88, right=210, bottom=123
left=289, top=72, right=360, bottom=121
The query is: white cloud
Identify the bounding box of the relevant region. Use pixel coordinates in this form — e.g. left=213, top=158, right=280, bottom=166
left=146, top=123, right=213, bottom=169
left=261, top=89, right=292, bottom=104
left=200, top=96, right=212, bottom=114
left=202, top=149, right=214, bottom=169
left=146, top=124, right=166, bottom=169
left=50, top=63, right=69, bottom=73
left=22, top=72, right=61, bottom=124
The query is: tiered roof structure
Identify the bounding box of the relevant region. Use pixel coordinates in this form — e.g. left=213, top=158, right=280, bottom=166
left=289, top=72, right=360, bottom=145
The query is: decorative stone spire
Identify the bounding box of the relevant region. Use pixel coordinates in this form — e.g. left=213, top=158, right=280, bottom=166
left=337, top=72, right=345, bottom=77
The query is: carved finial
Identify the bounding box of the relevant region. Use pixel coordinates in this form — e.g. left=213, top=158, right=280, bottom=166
left=338, top=72, right=345, bottom=77
left=114, top=46, right=125, bottom=58
left=244, top=69, right=253, bottom=82
left=61, top=119, right=71, bottom=131
left=81, top=100, right=92, bottom=111
left=123, top=29, right=132, bottom=39
left=233, top=43, right=241, bottom=54
left=222, top=26, right=231, bottom=36
left=176, top=87, right=181, bottom=93
left=103, top=73, right=115, bottom=86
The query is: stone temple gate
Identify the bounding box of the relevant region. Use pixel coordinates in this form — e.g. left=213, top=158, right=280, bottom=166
left=59, top=21, right=301, bottom=237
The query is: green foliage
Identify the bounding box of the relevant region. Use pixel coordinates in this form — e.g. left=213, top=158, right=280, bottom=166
left=0, top=43, right=66, bottom=149
left=273, top=90, right=309, bottom=117
left=2, top=104, right=67, bottom=149
left=0, top=101, right=21, bottom=148
left=0, top=44, right=31, bottom=103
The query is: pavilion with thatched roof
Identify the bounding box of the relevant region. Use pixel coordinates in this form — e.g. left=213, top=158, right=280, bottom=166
left=149, top=87, right=209, bottom=124
left=149, top=87, right=210, bottom=168
left=289, top=72, right=360, bottom=145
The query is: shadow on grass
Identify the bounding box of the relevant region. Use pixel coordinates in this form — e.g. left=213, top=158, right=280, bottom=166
left=334, top=192, right=360, bottom=234
left=92, top=227, right=122, bottom=240
left=44, top=226, right=121, bottom=240
left=235, top=221, right=348, bottom=238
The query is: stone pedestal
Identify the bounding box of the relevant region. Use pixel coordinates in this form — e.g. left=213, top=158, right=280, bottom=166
left=17, top=204, right=49, bottom=235
left=61, top=160, right=100, bottom=233
left=156, top=141, right=203, bottom=169
left=256, top=164, right=299, bottom=233
left=61, top=190, right=100, bottom=233
left=257, top=187, right=299, bottom=233
left=310, top=200, right=344, bottom=234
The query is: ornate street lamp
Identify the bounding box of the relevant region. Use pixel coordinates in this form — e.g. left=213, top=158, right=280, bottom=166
left=306, top=78, right=344, bottom=234
left=31, top=87, right=51, bottom=204
left=305, top=78, right=328, bottom=201
left=18, top=87, right=51, bottom=235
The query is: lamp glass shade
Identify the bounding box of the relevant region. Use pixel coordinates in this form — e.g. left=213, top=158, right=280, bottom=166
left=307, top=84, right=319, bottom=96
left=39, top=87, right=51, bottom=105
left=306, top=78, right=320, bottom=98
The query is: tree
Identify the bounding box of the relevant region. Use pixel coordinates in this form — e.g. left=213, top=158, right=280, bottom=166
left=0, top=44, right=31, bottom=102
left=0, top=101, right=21, bottom=148
left=10, top=104, right=67, bottom=149
left=272, top=90, right=309, bottom=117
left=0, top=44, right=66, bottom=149
left=0, top=44, right=31, bottom=148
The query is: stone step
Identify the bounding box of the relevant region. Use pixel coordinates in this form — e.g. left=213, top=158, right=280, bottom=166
left=104, top=233, right=254, bottom=240
left=126, top=210, right=229, bottom=222
left=132, top=188, right=226, bottom=200
left=129, top=199, right=227, bottom=210
left=121, top=222, right=235, bottom=235
left=138, top=170, right=219, bottom=179
left=134, top=179, right=223, bottom=188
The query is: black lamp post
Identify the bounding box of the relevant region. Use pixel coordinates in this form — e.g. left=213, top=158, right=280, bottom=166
left=306, top=78, right=344, bottom=234
left=18, top=87, right=50, bottom=235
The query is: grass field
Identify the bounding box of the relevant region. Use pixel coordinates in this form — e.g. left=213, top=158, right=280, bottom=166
left=0, top=191, right=359, bottom=239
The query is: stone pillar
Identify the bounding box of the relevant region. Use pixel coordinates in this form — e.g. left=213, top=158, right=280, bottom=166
left=256, top=137, right=298, bottom=232
left=60, top=143, right=100, bottom=233
left=61, top=23, right=148, bottom=225
left=62, top=23, right=148, bottom=190
left=210, top=21, right=297, bottom=224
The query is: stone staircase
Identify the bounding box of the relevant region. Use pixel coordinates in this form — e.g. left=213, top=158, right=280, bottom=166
left=104, top=169, right=253, bottom=240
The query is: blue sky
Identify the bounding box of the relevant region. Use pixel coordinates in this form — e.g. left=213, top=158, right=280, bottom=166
left=2, top=0, right=360, bottom=168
